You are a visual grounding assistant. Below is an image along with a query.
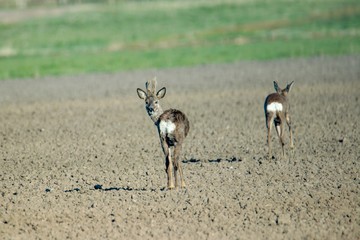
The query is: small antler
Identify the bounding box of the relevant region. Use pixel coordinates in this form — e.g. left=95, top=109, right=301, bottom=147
left=146, top=77, right=157, bottom=95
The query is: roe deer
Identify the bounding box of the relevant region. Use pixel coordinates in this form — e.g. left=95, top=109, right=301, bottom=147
left=264, top=81, right=294, bottom=159
left=137, top=77, right=190, bottom=189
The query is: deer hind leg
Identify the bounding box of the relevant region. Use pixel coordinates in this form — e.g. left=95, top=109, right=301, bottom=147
left=280, top=122, right=285, bottom=157
left=275, top=114, right=285, bottom=157
left=286, top=113, right=294, bottom=148
left=166, top=148, right=175, bottom=189
left=266, top=112, right=274, bottom=159
left=161, top=137, right=174, bottom=189
left=174, top=144, right=186, bottom=188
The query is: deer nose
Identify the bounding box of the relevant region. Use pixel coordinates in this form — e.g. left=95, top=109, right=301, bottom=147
left=146, top=106, right=154, bottom=113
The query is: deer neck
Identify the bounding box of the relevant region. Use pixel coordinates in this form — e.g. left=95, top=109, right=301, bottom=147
left=281, top=91, right=289, bottom=99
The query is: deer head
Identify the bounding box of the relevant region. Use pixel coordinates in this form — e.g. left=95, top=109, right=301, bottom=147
left=137, top=77, right=166, bottom=123
left=273, top=81, right=294, bottom=97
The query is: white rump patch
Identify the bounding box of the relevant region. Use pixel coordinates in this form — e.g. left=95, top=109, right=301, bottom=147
left=159, top=120, right=176, bottom=135
left=267, top=102, right=283, bottom=112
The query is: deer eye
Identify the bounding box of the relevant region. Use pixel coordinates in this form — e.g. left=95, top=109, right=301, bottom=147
left=145, top=101, right=149, bottom=105
left=154, top=100, right=159, bottom=104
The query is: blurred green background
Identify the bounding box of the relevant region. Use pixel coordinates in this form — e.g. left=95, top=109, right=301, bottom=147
left=0, top=0, right=359, bottom=80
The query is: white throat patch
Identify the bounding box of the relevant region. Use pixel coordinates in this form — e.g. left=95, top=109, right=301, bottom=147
left=267, top=102, right=283, bottom=112
left=159, top=121, right=176, bottom=135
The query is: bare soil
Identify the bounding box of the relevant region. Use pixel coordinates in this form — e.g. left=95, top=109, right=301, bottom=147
left=0, top=56, right=359, bottom=239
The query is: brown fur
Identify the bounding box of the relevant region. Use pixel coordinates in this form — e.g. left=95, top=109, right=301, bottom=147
left=264, top=81, right=294, bottom=159
left=137, top=78, right=190, bottom=189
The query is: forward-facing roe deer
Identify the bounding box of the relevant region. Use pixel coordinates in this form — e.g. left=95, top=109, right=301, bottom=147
left=137, top=78, right=190, bottom=189
left=264, top=81, right=294, bottom=159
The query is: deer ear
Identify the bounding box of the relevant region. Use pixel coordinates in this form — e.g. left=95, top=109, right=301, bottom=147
left=137, top=88, right=147, bottom=99
left=286, top=81, right=294, bottom=93
left=273, top=81, right=281, bottom=93
left=156, top=87, right=166, bottom=99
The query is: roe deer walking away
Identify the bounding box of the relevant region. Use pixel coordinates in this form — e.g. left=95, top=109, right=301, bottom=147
left=264, top=81, right=294, bottom=159
left=137, top=77, right=190, bottom=189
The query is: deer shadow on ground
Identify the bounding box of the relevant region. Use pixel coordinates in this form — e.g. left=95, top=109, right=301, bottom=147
left=182, top=157, right=243, bottom=164
left=62, top=157, right=244, bottom=193
left=64, top=185, right=163, bottom=193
